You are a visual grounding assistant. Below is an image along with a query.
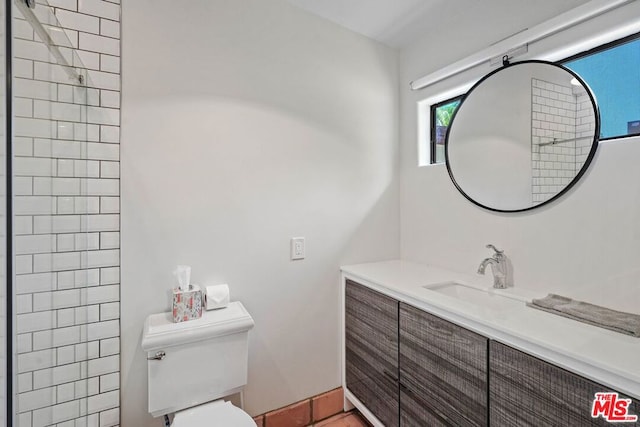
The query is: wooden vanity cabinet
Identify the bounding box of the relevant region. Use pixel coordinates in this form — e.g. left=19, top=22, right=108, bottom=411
left=345, top=280, right=400, bottom=426
left=344, top=279, right=638, bottom=427
left=399, top=303, right=488, bottom=427
left=344, top=279, right=488, bottom=427
left=490, top=341, right=639, bottom=427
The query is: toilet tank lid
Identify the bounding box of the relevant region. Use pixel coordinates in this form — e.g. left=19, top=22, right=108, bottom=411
left=141, top=301, right=254, bottom=352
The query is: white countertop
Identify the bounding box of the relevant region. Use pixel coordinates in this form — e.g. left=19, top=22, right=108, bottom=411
left=341, top=260, right=640, bottom=399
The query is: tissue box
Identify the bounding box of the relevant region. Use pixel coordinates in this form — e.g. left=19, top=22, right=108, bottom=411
left=172, top=285, right=203, bottom=323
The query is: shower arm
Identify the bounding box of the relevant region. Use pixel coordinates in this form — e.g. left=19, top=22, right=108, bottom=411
left=14, top=0, right=84, bottom=85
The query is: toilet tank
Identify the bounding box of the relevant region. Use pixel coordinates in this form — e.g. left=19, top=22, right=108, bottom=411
left=141, top=301, right=255, bottom=417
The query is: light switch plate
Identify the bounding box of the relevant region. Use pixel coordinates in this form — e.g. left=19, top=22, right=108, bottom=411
left=291, top=237, right=305, bottom=260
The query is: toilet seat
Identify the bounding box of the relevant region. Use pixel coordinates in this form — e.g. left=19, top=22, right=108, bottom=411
left=172, top=400, right=256, bottom=427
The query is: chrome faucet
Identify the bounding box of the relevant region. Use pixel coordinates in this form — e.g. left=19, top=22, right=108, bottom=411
left=477, top=244, right=512, bottom=289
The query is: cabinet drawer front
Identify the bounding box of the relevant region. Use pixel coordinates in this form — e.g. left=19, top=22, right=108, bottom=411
left=490, top=341, right=639, bottom=427
left=399, top=303, right=488, bottom=427
left=346, top=280, right=399, bottom=426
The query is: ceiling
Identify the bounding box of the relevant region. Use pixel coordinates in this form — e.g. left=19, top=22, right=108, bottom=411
left=287, top=0, right=592, bottom=49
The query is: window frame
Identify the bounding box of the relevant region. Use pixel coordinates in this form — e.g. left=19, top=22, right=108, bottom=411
left=560, top=30, right=640, bottom=142
left=426, top=30, right=640, bottom=165
left=429, top=95, right=462, bottom=165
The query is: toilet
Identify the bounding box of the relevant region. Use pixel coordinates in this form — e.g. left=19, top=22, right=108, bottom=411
left=141, top=301, right=256, bottom=426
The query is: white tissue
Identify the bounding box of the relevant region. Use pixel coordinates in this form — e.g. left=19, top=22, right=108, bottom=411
left=205, top=284, right=230, bottom=310
left=173, top=265, right=191, bottom=291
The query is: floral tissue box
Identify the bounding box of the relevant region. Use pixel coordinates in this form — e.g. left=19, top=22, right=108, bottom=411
left=172, top=285, right=203, bottom=323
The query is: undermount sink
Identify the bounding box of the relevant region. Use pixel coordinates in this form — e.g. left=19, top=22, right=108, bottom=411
left=423, top=281, right=517, bottom=310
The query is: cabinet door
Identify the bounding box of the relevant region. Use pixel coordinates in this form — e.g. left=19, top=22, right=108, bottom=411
left=490, top=341, right=639, bottom=426
left=345, top=280, right=399, bottom=426
left=399, top=303, right=488, bottom=427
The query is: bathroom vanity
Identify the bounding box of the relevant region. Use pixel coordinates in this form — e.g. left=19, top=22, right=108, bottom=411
left=341, top=261, right=640, bottom=427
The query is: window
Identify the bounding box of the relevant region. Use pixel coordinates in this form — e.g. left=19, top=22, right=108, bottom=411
left=425, top=32, right=640, bottom=166
left=562, top=33, right=640, bottom=140
left=430, top=97, right=461, bottom=164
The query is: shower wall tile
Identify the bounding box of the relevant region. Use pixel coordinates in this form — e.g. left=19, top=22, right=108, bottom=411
left=74, top=269, right=100, bottom=287
left=31, top=400, right=80, bottom=427
left=13, top=176, right=33, bottom=196
left=14, top=157, right=57, bottom=176
left=13, top=196, right=56, bottom=215
left=18, top=387, right=57, bottom=412
left=14, top=19, right=34, bottom=40
left=99, top=267, right=119, bottom=285
left=87, top=106, right=119, bottom=125
left=86, top=142, right=119, bottom=160
left=86, top=389, right=119, bottom=414
left=99, top=338, right=118, bottom=357
left=84, top=69, right=120, bottom=90
left=14, top=137, right=34, bottom=156
left=17, top=373, right=33, bottom=393
left=15, top=0, right=121, bottom=425
left=81, top=249, right=119, bottom=269
left=16, top=295, right=33, bottom=314
left=85, top=285, right=119, bottom=305
left=55, top=10, right=100, bottom=33
left=100, top=19, right=119, bottom=38
left=99, top=302, right=119, bottom=320
left=100, top=55, right=119, bottom=74
left=78, top=0, right=120, bottom=21
left=13, top=39, right=52, bottom=63
left=99, top=232, right=119, bottom=249
left=16, top=334, right=33, bottom=354
left=99, top=197, right=119, bottom=214
left=57, top=159, right=74, bottom=176
left=74, top=160, right=101, bottom=177
left=74, top=233, right=101, bottom=251
left=77, top=50, right=100, bottom=71
left=100, top=90, right=119, bottom=109
left=14, top=117, right=54, bottom=138
left=82, top=177, right=119, bottom=195
left=14, top=78, right=57, bottom=101
left=14, top=97, right=33, bottom=117
left=87, top=355, right=119, bottom=378
left=15, top=234, right=57, bottom=255
left=99, top=125, right=119, bottom=143
left=16, top=311, right=56, bottom=333
left=99, top=161, right=119, bottom=178
left=15, top=272, right=57, bottom=294
left=15, top=257, right=33, bottom=275
left=79, top=33, right=119, bottom=56
left=32, top=215, right=81, bottom=234
left=33, top=139, right=83, bottom=159
left=99, top=373, right=119, bottom=393
left=48, top=0, right=78, bottom=11
left=17, top=348, right=58, bottom=374
left=32, top=289, right=82, bottom=311
left=86, top=320, right=118, bottom=341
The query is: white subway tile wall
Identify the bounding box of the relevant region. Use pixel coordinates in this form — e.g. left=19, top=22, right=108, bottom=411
left=14, top=0, right=120, bottom=426
left=530, top=79, right=594, bottom=204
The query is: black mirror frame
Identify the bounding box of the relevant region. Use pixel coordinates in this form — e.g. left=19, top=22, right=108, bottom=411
left=444, top=60, right=601, bottom=213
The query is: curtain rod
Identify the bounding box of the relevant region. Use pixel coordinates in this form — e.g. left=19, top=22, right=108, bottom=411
left=409, top=0, right=636, bottom=91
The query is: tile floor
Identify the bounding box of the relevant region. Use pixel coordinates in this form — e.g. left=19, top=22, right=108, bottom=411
left=307, top=411, right=369, bottom=427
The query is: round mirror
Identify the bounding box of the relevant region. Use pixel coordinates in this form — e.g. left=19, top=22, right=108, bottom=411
left=445, top=60, right=600, bottom=212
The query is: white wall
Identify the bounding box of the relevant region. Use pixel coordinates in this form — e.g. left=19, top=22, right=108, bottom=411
left=400, top=2, right=640, bottom=314
left=120, top=0, right=399, bottom=425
